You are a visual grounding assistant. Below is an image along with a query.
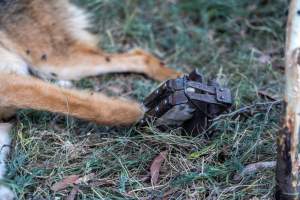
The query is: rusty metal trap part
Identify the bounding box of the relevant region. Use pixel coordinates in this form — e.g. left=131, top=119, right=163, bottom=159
left=141, top=69, right=233, bottom=135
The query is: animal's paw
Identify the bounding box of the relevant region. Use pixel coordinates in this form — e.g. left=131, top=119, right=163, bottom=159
left=156, top=104, right=195, bottom=126
left=0, top=186, right=15, bottom=200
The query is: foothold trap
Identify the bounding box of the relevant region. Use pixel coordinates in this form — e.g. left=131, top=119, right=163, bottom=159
left=142, top=69, right=233, bottom=135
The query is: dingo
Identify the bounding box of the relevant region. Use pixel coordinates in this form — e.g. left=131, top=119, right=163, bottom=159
left=0, top=0, right=181, bottom=198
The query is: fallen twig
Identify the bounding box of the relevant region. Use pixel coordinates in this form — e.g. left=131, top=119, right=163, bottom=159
left=214, top=100, right=282, bottom=121
left=234, top=161, right=276, bottom=181
left=234, top=158, right=300, bottom=181
left=258, top=90, right=278, bottom=101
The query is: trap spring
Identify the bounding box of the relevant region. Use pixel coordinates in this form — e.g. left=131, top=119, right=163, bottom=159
left=142, top=69, right=233, bottom=135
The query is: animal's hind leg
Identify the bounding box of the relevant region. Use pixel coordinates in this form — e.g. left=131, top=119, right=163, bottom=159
left=33, top=47, right=182, bottom=81
left=0, top=74, right=144, bottom=126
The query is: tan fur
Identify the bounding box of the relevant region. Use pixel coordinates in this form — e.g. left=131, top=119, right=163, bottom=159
left=0, top=1, right=182, bottom=196
left=0, top=0, right=182, bottom=124
left=0, top=74, right=145, bottom=125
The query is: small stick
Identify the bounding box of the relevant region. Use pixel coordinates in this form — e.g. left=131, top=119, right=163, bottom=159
left=234, top=161, right=276, bottom=181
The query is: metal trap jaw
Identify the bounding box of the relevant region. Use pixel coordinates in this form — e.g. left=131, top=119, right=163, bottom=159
left=142, top=69, right=233, bottom=135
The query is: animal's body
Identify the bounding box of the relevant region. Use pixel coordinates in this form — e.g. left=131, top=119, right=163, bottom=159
left=0, top=0, right=181, bottom=198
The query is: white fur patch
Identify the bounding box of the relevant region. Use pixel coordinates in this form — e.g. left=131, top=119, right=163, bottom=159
left=0, top=123, right=14, bottom=200
left=0, top=123, right=12, bottom=178
left=0, top=48, right=29, bottom=76
left=65, top=4, right=98, bottom=47
left=56, top=80, right=73, bottom=88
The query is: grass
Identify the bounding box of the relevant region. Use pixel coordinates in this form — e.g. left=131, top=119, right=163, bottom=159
left=7, top=0, right=287, bottom=199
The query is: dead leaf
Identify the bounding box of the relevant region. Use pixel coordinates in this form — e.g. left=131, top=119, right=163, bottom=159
left=66, top=186, right=79, bottom=200
left=150, top=150, right=168, bottom=185
left=51, top=175, right=80, bottom=192
left=257, top=54, right=272, bottom=64
left=75, top=173, right=95, bottom=184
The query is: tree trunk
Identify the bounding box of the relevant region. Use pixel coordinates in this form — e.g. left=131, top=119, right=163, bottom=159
left=276, top=0, right=300, bottom=199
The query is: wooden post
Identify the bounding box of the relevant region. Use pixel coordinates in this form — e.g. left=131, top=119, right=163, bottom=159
left=276, top=0, right=300, bottom=199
